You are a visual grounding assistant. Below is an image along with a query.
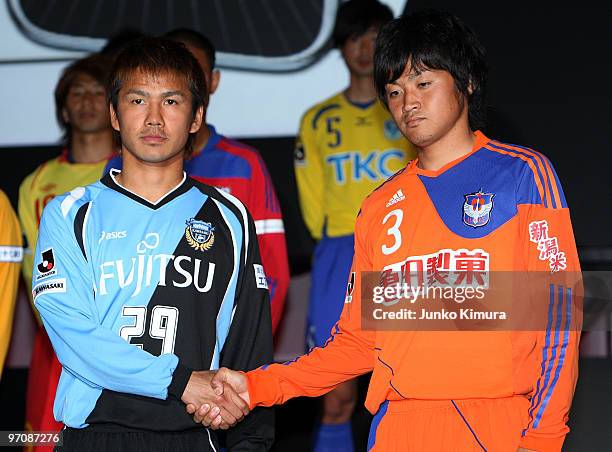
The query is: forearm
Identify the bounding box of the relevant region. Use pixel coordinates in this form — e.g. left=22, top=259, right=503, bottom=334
left=37, top=295, right=183, bottom=399
left=247, top=330, right=374, bottom=408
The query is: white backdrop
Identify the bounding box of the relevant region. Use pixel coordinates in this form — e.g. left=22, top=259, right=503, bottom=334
left=0, top=0, right=406, bottom=147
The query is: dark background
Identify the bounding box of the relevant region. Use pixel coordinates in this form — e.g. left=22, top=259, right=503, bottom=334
left=1, top=0, right=610, bottom=450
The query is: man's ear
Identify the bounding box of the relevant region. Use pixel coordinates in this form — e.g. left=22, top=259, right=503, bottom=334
left=110, top=103, right=120, bottom=132
left=467, top=80, right=474, bottom=96
left=190, top=105, right=204, bottom=134
left=209, top=69, right=220, bottom=95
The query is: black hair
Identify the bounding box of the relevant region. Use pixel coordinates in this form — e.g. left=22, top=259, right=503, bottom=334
left=164, top=28, right=216, bottom=70
left=55, top=53, right=114, bottom=145
left=101, top=29, right=148, bottom=59
left=332, top=0, right=394, bottom=48
left=374, top=9, right=488, bottom=130
left=108, top=37, right=207, bottom=155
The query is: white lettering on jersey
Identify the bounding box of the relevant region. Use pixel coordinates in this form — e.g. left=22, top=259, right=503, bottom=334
left=98, top=230, right=128, bottom=244
left=33, top=278, right=66, bottom=301
left=0, top=246, right=23, bottom=263
left=98, top=255, right=216, bottom=297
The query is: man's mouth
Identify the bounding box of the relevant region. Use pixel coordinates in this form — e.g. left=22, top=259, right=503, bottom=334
left=141, top=134, right=168, bottom=144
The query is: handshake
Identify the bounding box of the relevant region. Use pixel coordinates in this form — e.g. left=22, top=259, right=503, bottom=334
left=181, top=368, right=250, bottom=430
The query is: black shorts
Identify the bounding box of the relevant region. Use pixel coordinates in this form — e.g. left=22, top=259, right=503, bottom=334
left=55, top=425, right=220, bottom=452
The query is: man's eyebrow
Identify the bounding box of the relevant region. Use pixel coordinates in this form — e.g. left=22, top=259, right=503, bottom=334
left=125, top=89, right=149, bottom=97
left=161, top=90, right=186, bottom=98
left=407, top=69, right=427, bottom=80
left=124, top=89, right=186, bottom=97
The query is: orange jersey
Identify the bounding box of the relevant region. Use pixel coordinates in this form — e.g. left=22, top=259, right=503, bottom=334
left=247, top=131, right=580, bottom=452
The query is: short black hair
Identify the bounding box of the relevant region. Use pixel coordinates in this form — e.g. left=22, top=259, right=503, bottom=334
left=101, top=29, right=148, bottom=58
left=55, top=53, right=113, bottom=145
left=332, top=0, right=394, bottom=48
left=108, top=37, right=207, bottom=155
left=374, top=9, right=488, bottom=130
left=165, top=28, right=216, bottom=70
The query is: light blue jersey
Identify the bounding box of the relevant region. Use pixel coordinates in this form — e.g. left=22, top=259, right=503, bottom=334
left=33, top=170, right=273, bottom=443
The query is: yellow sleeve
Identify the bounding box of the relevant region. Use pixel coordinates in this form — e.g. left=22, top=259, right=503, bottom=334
left=294, top=110, right=325, bottom=240
left=0, top=190, right=22, bottom=377
left=18, top=172, right=39, bottom=313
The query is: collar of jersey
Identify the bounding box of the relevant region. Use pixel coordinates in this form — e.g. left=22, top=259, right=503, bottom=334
left=102, top=168, right=192, bottom=209
left=58, top=148, right=119, bottom=165
left=192, top=124, right=222, bottom=158
left=342, top=93, right=376, bottom=110
left=407, top=130, right=490, bottom=177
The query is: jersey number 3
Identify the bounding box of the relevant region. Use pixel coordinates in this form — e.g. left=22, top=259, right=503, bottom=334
left=382, top=209, right=403, bottom=255
left=120, top=306, right=179, bottom=354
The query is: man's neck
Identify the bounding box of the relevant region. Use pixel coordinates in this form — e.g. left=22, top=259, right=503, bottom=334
left=192, top=120, right=211, bottom=155
left=416, top=124, right=476, bottom=172
left=115, top=155, right=185, bottom=204
left=70, top=130, right=114, bottom=163
left=345, top=74, right=377, bottom=104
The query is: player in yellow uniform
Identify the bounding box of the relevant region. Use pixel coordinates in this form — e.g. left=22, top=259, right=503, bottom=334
left=0, top=190, right=22, bottom=378
left=294, top=1, right=416, bottom=450
left=18, top=54, right=115, bottom=448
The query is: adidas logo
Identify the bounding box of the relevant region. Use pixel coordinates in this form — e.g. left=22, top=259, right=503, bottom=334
left=386, top=189, right=405, bottom=207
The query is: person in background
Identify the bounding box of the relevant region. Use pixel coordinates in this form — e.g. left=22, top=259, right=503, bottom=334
left=293, top=1, right=415, bottom=450
left=0, top=190, right=22, bottom=378
left=107, top=29, right=290, bottom=335
left=18, top=53, right=116, bottom=448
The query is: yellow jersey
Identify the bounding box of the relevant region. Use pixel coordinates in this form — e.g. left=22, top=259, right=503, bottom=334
left=0, top=189, right=22, bottom=376
left=295, top=92, right=416, bottom=239
left=18, top=150, right=111, bottom=311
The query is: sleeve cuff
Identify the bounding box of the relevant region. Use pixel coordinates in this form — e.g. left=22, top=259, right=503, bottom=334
left=246, top=368, right=278, bottom=410
left=519, top=433, right=566, bottom=451
left=245, top=371, right=259, bottom=410
left=167, top=362, right=193, bottom=399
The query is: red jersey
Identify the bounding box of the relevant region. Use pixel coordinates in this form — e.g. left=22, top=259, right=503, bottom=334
left=185, top=125, right=290, bottom=333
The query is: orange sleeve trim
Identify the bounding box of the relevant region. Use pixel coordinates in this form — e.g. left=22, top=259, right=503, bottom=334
left=491, top=141, right=562, bottom=209
left=484, top=144, right=547, bottom=206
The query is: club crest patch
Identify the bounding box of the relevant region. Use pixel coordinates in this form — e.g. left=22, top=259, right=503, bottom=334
left=185, top=218, right=215, bottom=251
left=463, top=190, right=494, bottom=228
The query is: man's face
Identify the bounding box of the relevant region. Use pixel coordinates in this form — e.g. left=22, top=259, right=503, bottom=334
left=110, top=69, right=203, bottom=165
left=384, top=62, right=469, bottom=148
left=340, top=27, right=379, bottom=78
left=63, top=73, right=110, bottom=134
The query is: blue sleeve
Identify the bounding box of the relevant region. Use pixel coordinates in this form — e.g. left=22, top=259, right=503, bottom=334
left=33, top=200, right=182, bottom=400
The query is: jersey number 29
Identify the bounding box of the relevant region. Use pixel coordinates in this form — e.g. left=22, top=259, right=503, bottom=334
left=120, top=305, right=179, bottom=354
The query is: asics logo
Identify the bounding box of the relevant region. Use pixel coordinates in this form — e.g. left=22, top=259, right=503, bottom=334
left=98, top=230, right=127, bottom=244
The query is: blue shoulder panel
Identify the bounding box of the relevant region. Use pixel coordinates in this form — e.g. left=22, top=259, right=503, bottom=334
left=418, top=149, right=530, bottom=239
left=185, top=146, right=252, bottom=179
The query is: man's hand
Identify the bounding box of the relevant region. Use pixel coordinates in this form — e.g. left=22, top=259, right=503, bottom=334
left=181, top=370, right=249, bottom=429
left=191, top=368, right=251, bottom=429
left=517, top=448, right=537, bottom=452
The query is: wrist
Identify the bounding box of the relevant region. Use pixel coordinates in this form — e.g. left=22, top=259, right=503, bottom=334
left=169, top=362, right=193, bottom=400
